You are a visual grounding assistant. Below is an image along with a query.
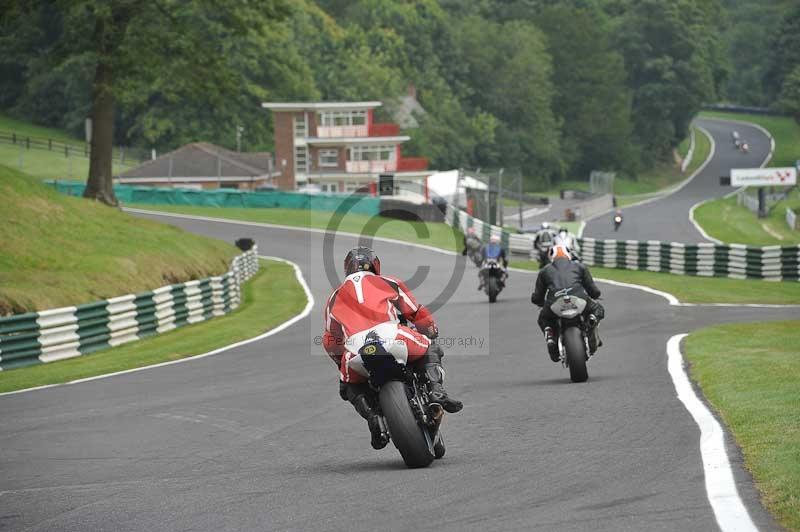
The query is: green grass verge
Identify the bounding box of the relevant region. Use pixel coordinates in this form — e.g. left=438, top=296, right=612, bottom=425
left=127, top=203, right=464, bottom=252
left=0, top=113, right=86, bottom=144
left=0, top=259, right=306, bottom=393
left=509, top=260, right=800, bottom=305
left=0, top=165, right=238, bottom=314
left=684, top=321, right=800, bottom=531
left=693, top=190, right=800, bottom=246
left=0, top=113, right=134, bottom=180
left=0, top=144, right=133, bottom=181
left=700, top=111, right=800, bottom=168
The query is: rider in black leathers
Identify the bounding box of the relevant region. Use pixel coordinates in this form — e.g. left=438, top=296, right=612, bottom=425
left=531, top=245, right=605, bottom=362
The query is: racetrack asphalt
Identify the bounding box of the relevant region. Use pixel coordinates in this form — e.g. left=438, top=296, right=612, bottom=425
left=2, top=210, right=798, bottom=531
left=585, top=118, right=773, bottom=242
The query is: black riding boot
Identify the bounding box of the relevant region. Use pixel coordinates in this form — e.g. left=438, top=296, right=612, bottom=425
left=344, top=384, right=389, bottom=450
left=418, top=344, right=463, bottom=413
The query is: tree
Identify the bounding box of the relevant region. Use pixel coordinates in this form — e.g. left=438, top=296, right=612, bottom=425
left=763, top=5, right=800, bottom=103
left=617, top=0, right=723, bottom=164
left=537, top=4, right=634, bottom=177
left=2, top=0, right=291, bottom=205
left=778, top=66, right=800, bottom=123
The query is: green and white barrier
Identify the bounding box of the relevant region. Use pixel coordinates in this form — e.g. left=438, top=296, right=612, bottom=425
left=445, top=204, right=511, bottom=250
left=578, top=238, right=800, bottom=281
left=0, top=248, right=259, bottom=371
left=443, top=202, right=799, bottom=281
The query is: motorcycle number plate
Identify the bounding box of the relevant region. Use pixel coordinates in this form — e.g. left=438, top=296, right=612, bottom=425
left=550, top=295, right=587, bottom=318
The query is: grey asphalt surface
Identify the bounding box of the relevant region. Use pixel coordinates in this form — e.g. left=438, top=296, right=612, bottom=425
left=585, top=118, right=773, bottom=242
left=2, top=210, right=798, bottom=531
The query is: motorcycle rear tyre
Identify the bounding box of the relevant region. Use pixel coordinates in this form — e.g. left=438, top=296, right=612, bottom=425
left=563, top=326, right=589, bottom=383
left=379, top=380, right=435, bottom=468
left=487, top=276, right=499, bottom=303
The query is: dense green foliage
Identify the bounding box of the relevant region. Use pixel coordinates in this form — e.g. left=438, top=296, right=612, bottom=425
left=0, top=0, right=756, bottom=189
left=720, top=0, right=800, bottom=117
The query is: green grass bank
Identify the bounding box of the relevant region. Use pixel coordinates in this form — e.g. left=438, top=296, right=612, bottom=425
left=0, top=259, right=306, bottom=393
left=0, top=114, right=134, bottom=180
left=0, top=165, right=238, bottom=315
left=685, top=321, right=800, bottom=531
left=693, top=190, right=800, bottom=246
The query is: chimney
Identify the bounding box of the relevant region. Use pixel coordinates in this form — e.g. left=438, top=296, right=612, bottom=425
left=407, top=83, right=417, bottom=100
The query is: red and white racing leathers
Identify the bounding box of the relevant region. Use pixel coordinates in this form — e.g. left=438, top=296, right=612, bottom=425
left=322, top=271, right=437, bottom=384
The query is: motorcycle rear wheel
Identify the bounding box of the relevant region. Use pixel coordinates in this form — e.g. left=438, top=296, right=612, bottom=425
left=563, top=326, right=588, bottom=383
left=379, top=381, right=435, bottom=468
left=487, top=276, right=499, bottom=303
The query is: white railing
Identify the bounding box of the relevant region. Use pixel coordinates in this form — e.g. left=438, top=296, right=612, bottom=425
left=787, top=207, right=798, bottom=231
left=345, top=160, right=397, bottom=173
left=316, top=125, right=368, bottom=138
left=737, top=189, right=760, bottom=214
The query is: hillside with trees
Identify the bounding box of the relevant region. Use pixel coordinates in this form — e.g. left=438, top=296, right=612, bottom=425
left=2, top=0, right=794, bottom=201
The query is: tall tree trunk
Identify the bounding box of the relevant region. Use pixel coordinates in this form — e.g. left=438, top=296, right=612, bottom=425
left=83, top=14, right=118, bottom=206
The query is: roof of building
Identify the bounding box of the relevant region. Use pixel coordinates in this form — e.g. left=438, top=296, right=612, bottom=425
left=261, top=101, right=382, bottom=111
left=119, top=142, right=273, bottom=179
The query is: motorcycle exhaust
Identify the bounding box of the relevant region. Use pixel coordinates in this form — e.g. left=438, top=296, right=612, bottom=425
left=429, top=403, right=445, bottom=421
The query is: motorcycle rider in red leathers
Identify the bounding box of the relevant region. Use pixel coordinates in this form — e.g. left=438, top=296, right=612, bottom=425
left=322, top=247, right=463, bottom=449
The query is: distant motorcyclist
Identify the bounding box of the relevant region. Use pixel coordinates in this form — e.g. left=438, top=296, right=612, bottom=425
left=533, top=222, right=558, bottom=267
left=478, top=234, right=508, bottom=289
left=554, top=228, right=581, bottom=260
left=530, top=244, right=605, bottom=362
left=613, top=209, right=623, bottom=232
left=322, top=247, right=463, bottom=449
left=462, top=226, right=482, bottom=256
left=482, top=234, right=508, bottom=267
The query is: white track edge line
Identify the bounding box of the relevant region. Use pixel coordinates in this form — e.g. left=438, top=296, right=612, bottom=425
left=666, top=334, right=758, bottom=532
left=123, top=208, right=458, bottom=257
left=0, top=256, right=315, bottom=397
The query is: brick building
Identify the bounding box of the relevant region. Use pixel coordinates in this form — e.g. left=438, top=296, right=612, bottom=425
left=261, top=101, right=430, bottom=193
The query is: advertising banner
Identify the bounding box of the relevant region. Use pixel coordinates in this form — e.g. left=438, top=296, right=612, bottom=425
left=730, top=167, right=797, bottom=187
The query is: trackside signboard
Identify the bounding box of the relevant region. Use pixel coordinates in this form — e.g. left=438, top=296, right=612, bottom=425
left=730, top=167, right=797, bottom=187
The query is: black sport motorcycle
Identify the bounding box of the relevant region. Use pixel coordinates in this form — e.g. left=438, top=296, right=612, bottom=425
left=480, top=257, right=506, bottom=303
left=358, top=338, right=446, bottom=468
left=549, top=289, right=600, bottom=383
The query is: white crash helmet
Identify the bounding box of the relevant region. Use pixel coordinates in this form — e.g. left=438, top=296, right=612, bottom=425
left=489, top=234, right=501, bottom=244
